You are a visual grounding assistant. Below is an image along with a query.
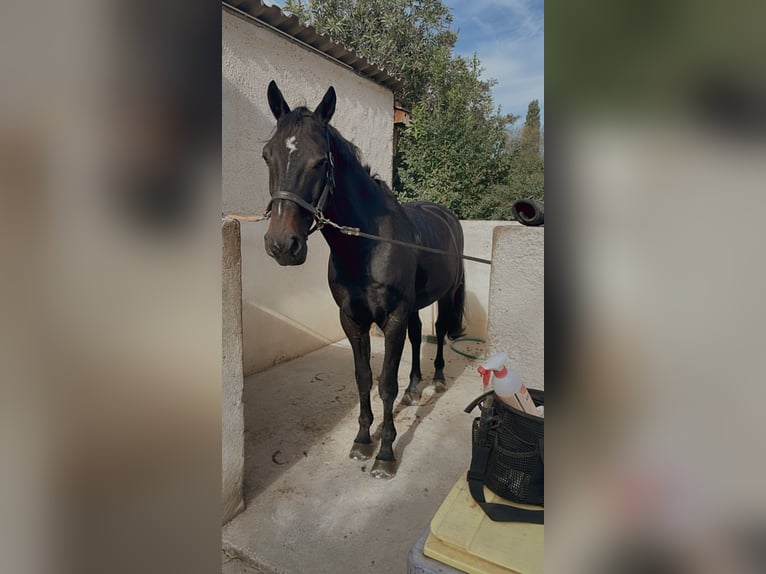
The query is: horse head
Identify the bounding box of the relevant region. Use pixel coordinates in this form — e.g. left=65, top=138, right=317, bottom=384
left=262, top=81, right=336, bottom=266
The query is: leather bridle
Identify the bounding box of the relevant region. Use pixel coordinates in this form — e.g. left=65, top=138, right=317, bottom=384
left=263, top=129, right=335, bottom=236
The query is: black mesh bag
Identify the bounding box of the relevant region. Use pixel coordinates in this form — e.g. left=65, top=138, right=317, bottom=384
left=464, top=389, right=544, bottom=523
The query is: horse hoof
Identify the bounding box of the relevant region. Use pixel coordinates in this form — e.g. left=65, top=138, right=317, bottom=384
left=401, top=390, right=420, bottom=406
left=370, top=459, right=397, bottom=479
left=349, top=442, right=375, bottom=461
left=434, top=381, right=447, bottom=393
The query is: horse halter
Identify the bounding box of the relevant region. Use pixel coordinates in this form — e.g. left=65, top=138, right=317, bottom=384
left=264, top=129, right=336, bottom=236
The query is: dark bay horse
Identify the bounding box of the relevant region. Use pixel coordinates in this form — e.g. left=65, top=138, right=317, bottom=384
left=262, top=81, right=465, bottom=478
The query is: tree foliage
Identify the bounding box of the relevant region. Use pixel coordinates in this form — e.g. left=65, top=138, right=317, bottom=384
left=520, top=99, right=541, bottom=160
left=282, top=0, right=541, bottom=220
left=479, top=101, right=544, bottom=219
left=283, top=0, right=456, bottom=107
left=397, top=53, right=516, bottom=218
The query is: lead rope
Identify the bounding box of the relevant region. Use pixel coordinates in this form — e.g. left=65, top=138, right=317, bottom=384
left=315, top=215, right=492, bottom=265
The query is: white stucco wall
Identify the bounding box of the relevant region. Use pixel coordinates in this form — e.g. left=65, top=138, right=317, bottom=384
left=240, top=219, right=344, bottom=376
left=487, top=225, right=544, bottom=390
left=222, top=8, right=394, bottom=216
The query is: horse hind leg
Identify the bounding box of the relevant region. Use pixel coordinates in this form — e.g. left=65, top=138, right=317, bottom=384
left=401, top=312, right=422, bottom=406
left=433, top=312, right=448, bottom=393
left=433, top=279, right=465, bottom=392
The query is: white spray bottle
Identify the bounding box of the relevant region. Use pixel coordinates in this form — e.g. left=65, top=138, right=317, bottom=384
left=478, top=352, right=538, bottom=414
left=477, top=351, right=506, bottom=392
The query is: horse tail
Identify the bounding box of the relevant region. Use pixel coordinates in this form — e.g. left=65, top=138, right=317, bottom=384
left=446, top=268, right=466, bottom=341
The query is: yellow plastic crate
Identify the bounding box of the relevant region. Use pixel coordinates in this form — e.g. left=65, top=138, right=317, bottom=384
left=423, top=472, right=543, bottom=574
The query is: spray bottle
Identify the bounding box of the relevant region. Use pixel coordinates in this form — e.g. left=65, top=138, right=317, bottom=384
left=477, top=352, right=538, bottom=414
left=477, top=351, right=505, bottom=392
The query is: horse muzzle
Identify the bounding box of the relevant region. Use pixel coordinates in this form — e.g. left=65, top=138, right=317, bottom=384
left=264, top=232, right=307, bottom=266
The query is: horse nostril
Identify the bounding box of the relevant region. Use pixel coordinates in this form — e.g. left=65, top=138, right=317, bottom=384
left=264, top=235, right=279, bottom=256
left=289, top=236, right=303, bottom=257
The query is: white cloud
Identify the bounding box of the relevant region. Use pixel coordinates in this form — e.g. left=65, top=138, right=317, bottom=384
left=447, top=0, right=544, bottom=121
left=474, top=43, right=543, bottom=120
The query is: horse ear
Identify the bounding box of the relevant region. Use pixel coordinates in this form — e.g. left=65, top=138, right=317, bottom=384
left=314, top=86, right=336, bottom=124
left=267, top=80, right=290, bottom=120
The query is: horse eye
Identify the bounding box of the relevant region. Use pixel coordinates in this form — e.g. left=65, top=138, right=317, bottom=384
left=262, top=151, right=270, bottom=164
left=312, top=158, right=327, bottom=170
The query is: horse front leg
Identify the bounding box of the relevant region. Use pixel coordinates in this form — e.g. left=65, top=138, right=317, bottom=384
left=402, top=311, right=422, bottom=405
left=371, top=312, right=408, bottom=479
left=340, top=311, right=375, bottom=461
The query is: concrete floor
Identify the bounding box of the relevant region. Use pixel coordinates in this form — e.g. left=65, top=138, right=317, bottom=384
left=222, top=336, right=486, bottom=574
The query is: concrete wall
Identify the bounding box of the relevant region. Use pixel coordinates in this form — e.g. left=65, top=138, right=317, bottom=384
left=222, top=219, right=245, bottom=524
left=486, top=225, right=544, bottom=390
left=241, top=220, right=345, bottom=376
left=222, top=7, right=394, bottom=216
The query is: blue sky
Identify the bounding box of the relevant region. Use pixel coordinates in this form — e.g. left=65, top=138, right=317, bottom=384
left=444, top=0, right=544, bottom=127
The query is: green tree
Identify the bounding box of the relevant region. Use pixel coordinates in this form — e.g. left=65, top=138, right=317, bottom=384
left=479, top=102, right=544, bottom=220
left=397, top=53, right=516, bottom=218
left=520, top=99, right=541, bottom=160
left=283, top=0, right=456, bottom=107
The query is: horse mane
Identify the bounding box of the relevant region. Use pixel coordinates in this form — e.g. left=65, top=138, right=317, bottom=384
left=368, top=170, right=394, bottom=195
left=326, top=121, right=396, bottom=199
left=327, top=124, right=363, bottom=167
left=325, top=116, right=398, bottom=201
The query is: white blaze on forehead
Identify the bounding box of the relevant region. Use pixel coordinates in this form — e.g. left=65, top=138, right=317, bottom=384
left=285, top=136, right=298, bottom=174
